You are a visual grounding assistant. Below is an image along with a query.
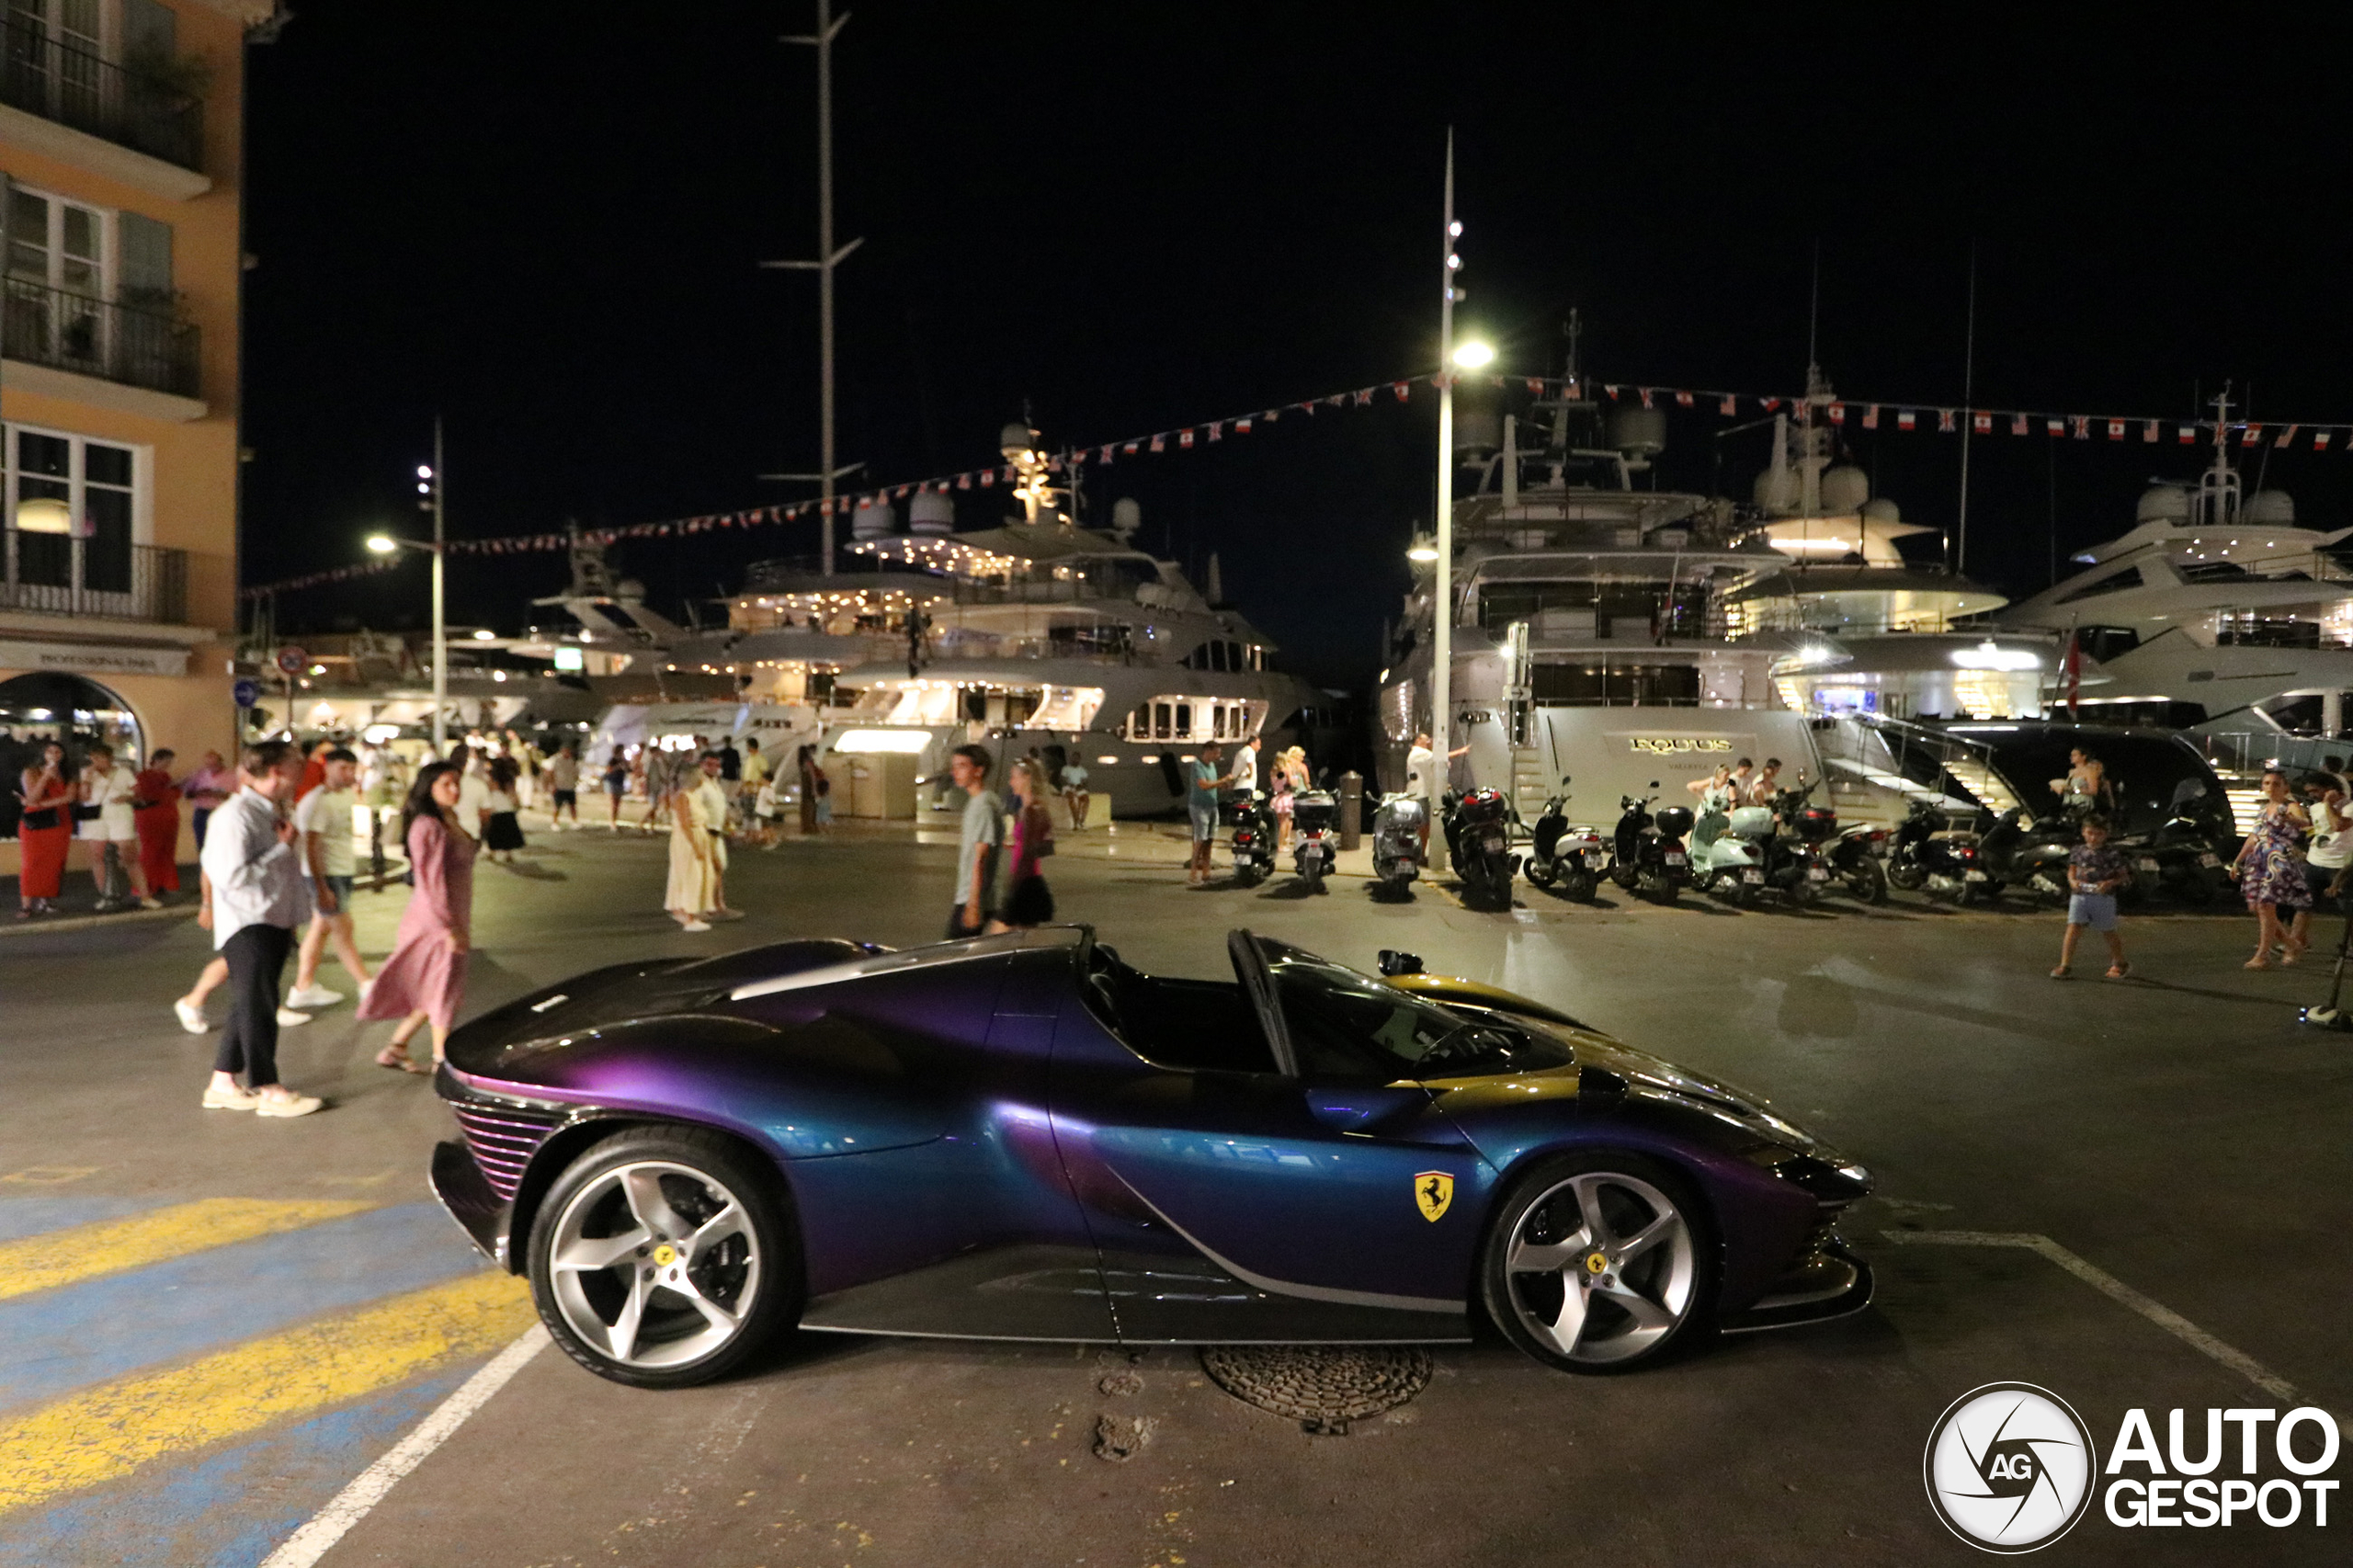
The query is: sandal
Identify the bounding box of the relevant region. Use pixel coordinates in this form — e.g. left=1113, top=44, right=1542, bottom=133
left=375, top=1045, right=428, bottom=1074
left=2105, top=963, right=2130, bottom=980
left=2245, top=955, right=2274, bottom=971
left=2049, top=965, right=2072, bottom=980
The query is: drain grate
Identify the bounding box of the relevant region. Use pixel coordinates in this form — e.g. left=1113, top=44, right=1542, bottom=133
left=1199, top=1345, right=1432, bottom=1432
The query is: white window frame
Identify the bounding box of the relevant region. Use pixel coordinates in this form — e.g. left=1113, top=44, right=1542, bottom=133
left=2, top=416, right=153, bottom=544
left=5, top=180, right=116, bottom=301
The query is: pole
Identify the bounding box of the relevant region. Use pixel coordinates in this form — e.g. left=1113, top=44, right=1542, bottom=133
left=431, top=415, right=447, bottom=756
left=1957, top=242, right=1976, bottom=576
left=1432, top=130, right=1456, bottom=842
left=814, top=0, right=836, bottom=576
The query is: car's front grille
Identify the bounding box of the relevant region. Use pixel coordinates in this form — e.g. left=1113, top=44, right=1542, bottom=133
left=450, top=1102, right=563, bottom=1200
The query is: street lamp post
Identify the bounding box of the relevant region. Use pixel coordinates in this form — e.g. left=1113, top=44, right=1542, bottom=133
left=368, top=419, right=448, bottom=756
left=1433, top=132, right=1458, bottom=843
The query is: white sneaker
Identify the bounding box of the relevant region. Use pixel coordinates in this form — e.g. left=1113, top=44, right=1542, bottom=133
left=358, top=978, right=375, bottom=1009
left=285, top=983, right=344, bottom=1010
left=255, top=1090, right=324, bottom=1119
left=201, top=1084, right=260, bottom=1111
left=174, top=998, right=210, bottom=1035
left=680, top=919, right=712, bottom=932
left=276, top=1006, right=313, bottom=1027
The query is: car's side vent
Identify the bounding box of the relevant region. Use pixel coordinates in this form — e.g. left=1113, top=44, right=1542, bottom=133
left=451, top=1103, right=564, bottom=1201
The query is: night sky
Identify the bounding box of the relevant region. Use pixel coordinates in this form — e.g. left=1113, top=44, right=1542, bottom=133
left=244, top=4, right=2353, bottom=688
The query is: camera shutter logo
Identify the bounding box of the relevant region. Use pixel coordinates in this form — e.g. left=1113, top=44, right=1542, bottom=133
left=1924, top=1383, right=2095, bottom=1552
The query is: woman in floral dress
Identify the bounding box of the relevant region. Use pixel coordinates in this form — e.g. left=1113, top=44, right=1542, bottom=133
left=2229, top=768, right=2311, bottom=969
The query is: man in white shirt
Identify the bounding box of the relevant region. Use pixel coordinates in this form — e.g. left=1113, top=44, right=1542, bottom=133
left=287, top=747, right=374, bottom=1011
left=195, top=741, right=323, bottom=1118
left=78, top=742, right=154, bottom=911
left=1404, top=731, right=1469, bottom=863
left=691, top=752, right=742, bottom=919
left=1231, top=734, right=1260, bottom=798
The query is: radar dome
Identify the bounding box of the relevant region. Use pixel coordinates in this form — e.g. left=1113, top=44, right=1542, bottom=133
left=1752, top=466, right=1798, bottom=514
left=850, top=496, right=895, bottom=540
left=909, top=492, right=955, bottom=537
left=1860, top=495, right=1902, bottom=525
left=999, top=422, right=1037, bottom=458
left=1110, top=497, right=1142, bottom=540
left=1821, top=464, right=1870, bottom=515
left=1453, top=408, right=1502, bottom=460
left=1609, top=406, right=1667, bottom=456
left=2136, top=483, right=2191, bottom=525
left=2245, top=489, right=2297, bottom=525
left=616, top=578, right=646, bottom=601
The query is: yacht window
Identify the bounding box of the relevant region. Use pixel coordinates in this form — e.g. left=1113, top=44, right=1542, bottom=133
left=1154, top=701, right=1173, bottom=741
left=2057, top=565, right=2143, bottom=603
left=1175, top=702, right=1192, bottom=739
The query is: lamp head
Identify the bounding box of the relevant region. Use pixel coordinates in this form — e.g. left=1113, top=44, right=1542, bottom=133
left=365, top=534, right=398, bottom=555
left=1450, top=340, right=1495, bottom=369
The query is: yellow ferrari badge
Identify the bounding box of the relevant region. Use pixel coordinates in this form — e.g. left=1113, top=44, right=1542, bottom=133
left=1414, top=1170, right=1454, bottom=1222
left=1585, top=1251, right=1608, bottom=1276
left=652, top=1244, right=677, bottom=1267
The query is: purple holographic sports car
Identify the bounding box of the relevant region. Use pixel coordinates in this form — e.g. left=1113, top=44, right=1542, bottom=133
left=430, top=926, right=1871, bottom=1387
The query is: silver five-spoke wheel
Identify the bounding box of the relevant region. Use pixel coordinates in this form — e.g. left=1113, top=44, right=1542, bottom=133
left=1483, top=1156, right=1710, bottom=1372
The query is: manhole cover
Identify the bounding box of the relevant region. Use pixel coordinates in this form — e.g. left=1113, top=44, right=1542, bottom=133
left=1199, top=1345, right=1432, bottom=1430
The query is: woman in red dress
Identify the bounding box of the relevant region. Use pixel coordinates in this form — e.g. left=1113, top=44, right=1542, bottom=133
left=15, top=741, right=72, bottom=918
left=357, top=761, right=476, bottom=1072
left=132, top=747, right=183, bottom=895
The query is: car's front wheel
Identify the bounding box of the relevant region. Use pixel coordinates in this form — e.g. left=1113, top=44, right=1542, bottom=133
left=1480, top=1153, right=1716, bottom=1373
left=529, top=1126, right=801, bottom=1388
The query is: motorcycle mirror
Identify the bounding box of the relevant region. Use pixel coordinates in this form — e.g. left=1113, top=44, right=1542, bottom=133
left=1561, top=774, right=1573, bottom=786
left=1649, top=780, right=1660, bottom=789
left=1376, top=949, right=1425, bottom=977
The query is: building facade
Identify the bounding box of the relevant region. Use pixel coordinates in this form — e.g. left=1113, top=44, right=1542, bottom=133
left=0, top=0, right=267, bottom=875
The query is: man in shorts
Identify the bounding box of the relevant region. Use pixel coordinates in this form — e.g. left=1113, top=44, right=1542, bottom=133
left=1187, top=742, right=1235, bottom=887
left=286, top=747, right=373, bottom=1010
left=1059, top=757, right=1091, bottom=831
left=544, top=741, right=580, bottom=829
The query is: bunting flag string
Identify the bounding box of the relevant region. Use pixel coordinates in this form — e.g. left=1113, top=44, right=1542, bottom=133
left=241, top=367, right=2353, bottom=599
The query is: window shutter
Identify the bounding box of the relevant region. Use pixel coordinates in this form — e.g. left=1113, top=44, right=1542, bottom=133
left=122, top=0, right=178, bottom=69
left=118, top=211, right=173, bottom=307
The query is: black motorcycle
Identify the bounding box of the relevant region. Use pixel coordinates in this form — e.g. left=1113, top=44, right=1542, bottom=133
left=1760, top=780, right=1837, bottom=906
left=1608, top=787, right=1692, bottom=903
left=1522, top=775, right=1608, bottom=902
left=1291, top=790, right=1341, bottom=892
left=1972, top=808, right=2075, bottom=906
left=1886, top=797, right=1991, bottom=903
left=1444, top=787, right=1518, bottom=906
left=1227, top=790, right=1276, bottom=886
left=2134, top=797, right=2230, bottom=905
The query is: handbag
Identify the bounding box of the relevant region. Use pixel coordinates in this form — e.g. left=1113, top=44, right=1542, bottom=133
left=71, top=803, right=100, bottom=824
left=21, top=806, right=61, bottom=831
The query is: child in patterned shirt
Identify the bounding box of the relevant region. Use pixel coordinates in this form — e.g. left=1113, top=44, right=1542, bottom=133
left=2052, top=815, right=2131, bottom=980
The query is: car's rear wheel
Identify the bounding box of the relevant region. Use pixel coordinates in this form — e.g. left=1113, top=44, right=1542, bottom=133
left=1480, top=1152, right=1716, bottom=1373
left=529, top=1127, right=801, bottom=1389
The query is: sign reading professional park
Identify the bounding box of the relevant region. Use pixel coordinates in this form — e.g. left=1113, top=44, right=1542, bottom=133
left=1926, top=1384, right=2339, bottom=1551
left=0, top=638, right=190, bottom=678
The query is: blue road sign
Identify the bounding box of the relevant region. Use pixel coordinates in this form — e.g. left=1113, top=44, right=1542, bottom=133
left=232, top=678, right=261, bottom=709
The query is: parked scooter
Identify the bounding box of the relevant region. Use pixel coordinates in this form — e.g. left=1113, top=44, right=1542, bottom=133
left=1227, top=790, right=1277, bottom=886
left=1445, top=787, right=1518, bottom=906
left=1756, top=779, right=1836, bottom=905
left=1608, top=787, right=1692, bottom=903
left=1972, top=808, right=2075, bottom=906
left=1774, top=779, right=1889, bottom=903
left=1522, top=776, right=1608, bottom=901
left=1685, top=800, right=1768, bottom=906
left=1886, top=797, right=1991, bottom=903
left=2134, top=785, right=2231, bottom=904
left=1291, top=790, right=1341, bottom=892
left=1369, top=792, right=1427, bottom=895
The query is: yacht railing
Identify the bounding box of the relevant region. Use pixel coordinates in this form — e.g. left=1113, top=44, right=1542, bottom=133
left=1809, top=712, right=2007, bottom=818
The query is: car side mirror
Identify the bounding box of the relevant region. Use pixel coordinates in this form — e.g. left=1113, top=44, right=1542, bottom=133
left=1377, top=949, right=1424, bottom=977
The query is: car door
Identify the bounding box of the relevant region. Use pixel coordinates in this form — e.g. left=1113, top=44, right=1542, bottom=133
left=1047, top=932, right=1483, bottom=1344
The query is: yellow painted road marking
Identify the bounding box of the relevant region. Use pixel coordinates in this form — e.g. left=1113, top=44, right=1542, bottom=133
left=0, top=1199, right=373, bottom=1301
left=0, top=1269, right=535, bottom=1516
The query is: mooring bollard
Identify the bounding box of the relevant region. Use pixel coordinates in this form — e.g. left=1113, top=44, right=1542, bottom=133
left=1338, top=770, right=1362, bottom=850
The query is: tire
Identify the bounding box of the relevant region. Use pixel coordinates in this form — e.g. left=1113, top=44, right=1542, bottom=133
left=1525, top=859, right=1558, bottom=890
left=1480, top=1151, right=1717, bottom=1374
left=529, top=1126, right=801, bottom=1389
left=1709, top=872, right=1749, bottom=908
left=1562, top=870, right=1597, bottom=903
left=1233, top=860, right=1264, bottom=888
left=1846, top=858, right=1889, bottom=905
left=1886, top=856, right=1927, bottom=892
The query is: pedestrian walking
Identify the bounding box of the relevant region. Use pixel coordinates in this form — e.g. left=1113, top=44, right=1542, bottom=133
left=738, top=738, right=768, bottom=834
left=1272, top=745, right=1308, bottom=851
left=181, top=750, right=233, bottom=850
left=665, top=754, right=725, bottom=931
left=77, top=742, right=154, bottom=910
left=196, top=741, right=324, bottom=1117
left=796, top=744, right=823, bottom=836
left=481, top=756, right=526, bottom=864
left=14, top=740, right=72, bottom=918
left=2229, top=767, right=2313, bottom=969
left=947, top=744, right=1001, bottom=938
left=601, top=745, right=629, bottom=829
left=991, top=758, right=1057, bottom=929
left=2304, top=778, right=2352, bottom=915
left=1187, top=742, right=1235, bottom=886
left=286, top=747, right=374, bottom=1012
left=132, top=748, right=184, bottom=896
left=2051, top=815, right=2131, bottom=980
left=545, top=741, right=581, bottom=829
left=358, top=762, right=476, bottom=1072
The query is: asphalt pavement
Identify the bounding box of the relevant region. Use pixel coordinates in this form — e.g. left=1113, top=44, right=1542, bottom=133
left=0, top=812, right=2347, bottom=1565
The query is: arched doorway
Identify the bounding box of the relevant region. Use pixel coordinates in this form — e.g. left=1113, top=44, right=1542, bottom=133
left=0, top=672, right=143, bottom=839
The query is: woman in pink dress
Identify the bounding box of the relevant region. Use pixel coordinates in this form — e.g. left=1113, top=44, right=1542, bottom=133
left=358, top=761, right=476, bottom=1072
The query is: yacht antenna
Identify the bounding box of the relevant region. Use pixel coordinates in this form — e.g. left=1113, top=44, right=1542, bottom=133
left=1956, top=242, right=1977, bottom=575
left=1806, top=238, right=1821, bottom=381
left=764, top=0, right=867, bottom=577
left=1563, top=307, right=1582, bottom=386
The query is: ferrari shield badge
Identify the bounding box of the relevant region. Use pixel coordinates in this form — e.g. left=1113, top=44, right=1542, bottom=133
left=1414, top=1170, right=1454, bottom=1222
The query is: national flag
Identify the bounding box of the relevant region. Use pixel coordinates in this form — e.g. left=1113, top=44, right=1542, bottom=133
left=2011, top=414, right=2029, bottom=436
left=1938, top=409, right=1956, bottom=432
left=1048, top=454, right=1064, bottom=472
left=2275, top=425, right=2298, bottom=448
left=2178, top=425, right=2197, bottom=444
left=1099, top=444, right=1115, bottom=463
left=1179, top=428, right=1196, bottom=449
left=1326, top=392, right=1347, bottom=407
left=2107, top=420, right=2126, bottom=441
left=2317, top=431, right=2336, bottom=451
left=1640, top=387, right=1655, bottom=408
left=1606, top=384, right=1622, bottom=400
left=820, top=499, right=835, bottom=515
left=1124, top=440, right=1140, bottom=455
left=1234, top=416, right=1252, bottom=435
left=1761, top=396, right=1782, bottom=413
left=1207, top=422, right=1223, bottom=442
left=1829, top=403, right=1847, bottom=426
left=1392, top=381, right=1412, bottom=402
left=1676, top=391, right=1695, bottom=407
left=1720, top=394, right=1738, bottom=416
left=2071, top=416, right=2091, bottom=439
left=1353, top=389, right=1373, bottom=406
left=957, top=473, right=972, bottom=489
left=1527, top=378, right=1545, bottom=395
left=1263, top=408, right=1279, bottom=423
left=1862, top=404, right=1881, bottom=430
left=981, top=470, right=995, bottom=486
left=1896, top=409, right=1917, bottom=431
left=2047, top=417, right=2065, bottom=437
left=1150, top=434, right=1166, bottom=451
left=2242, top=424, right=2264, bottom=447
left=2143, top=421, right=2159, bottom=443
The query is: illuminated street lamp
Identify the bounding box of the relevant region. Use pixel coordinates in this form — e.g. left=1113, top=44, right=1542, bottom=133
left=1428, top=131, right=1483, bottom=861
left=365, top=419, right=449, bottom=753
left=1450, top=339, right=1495, bottom=369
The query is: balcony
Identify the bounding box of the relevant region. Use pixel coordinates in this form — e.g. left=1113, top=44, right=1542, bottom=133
left=2, top=278, right=200, bottom=407
left=1, top=528, right=187, bottom=625
left=0, top=18, right=203, bottom=174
